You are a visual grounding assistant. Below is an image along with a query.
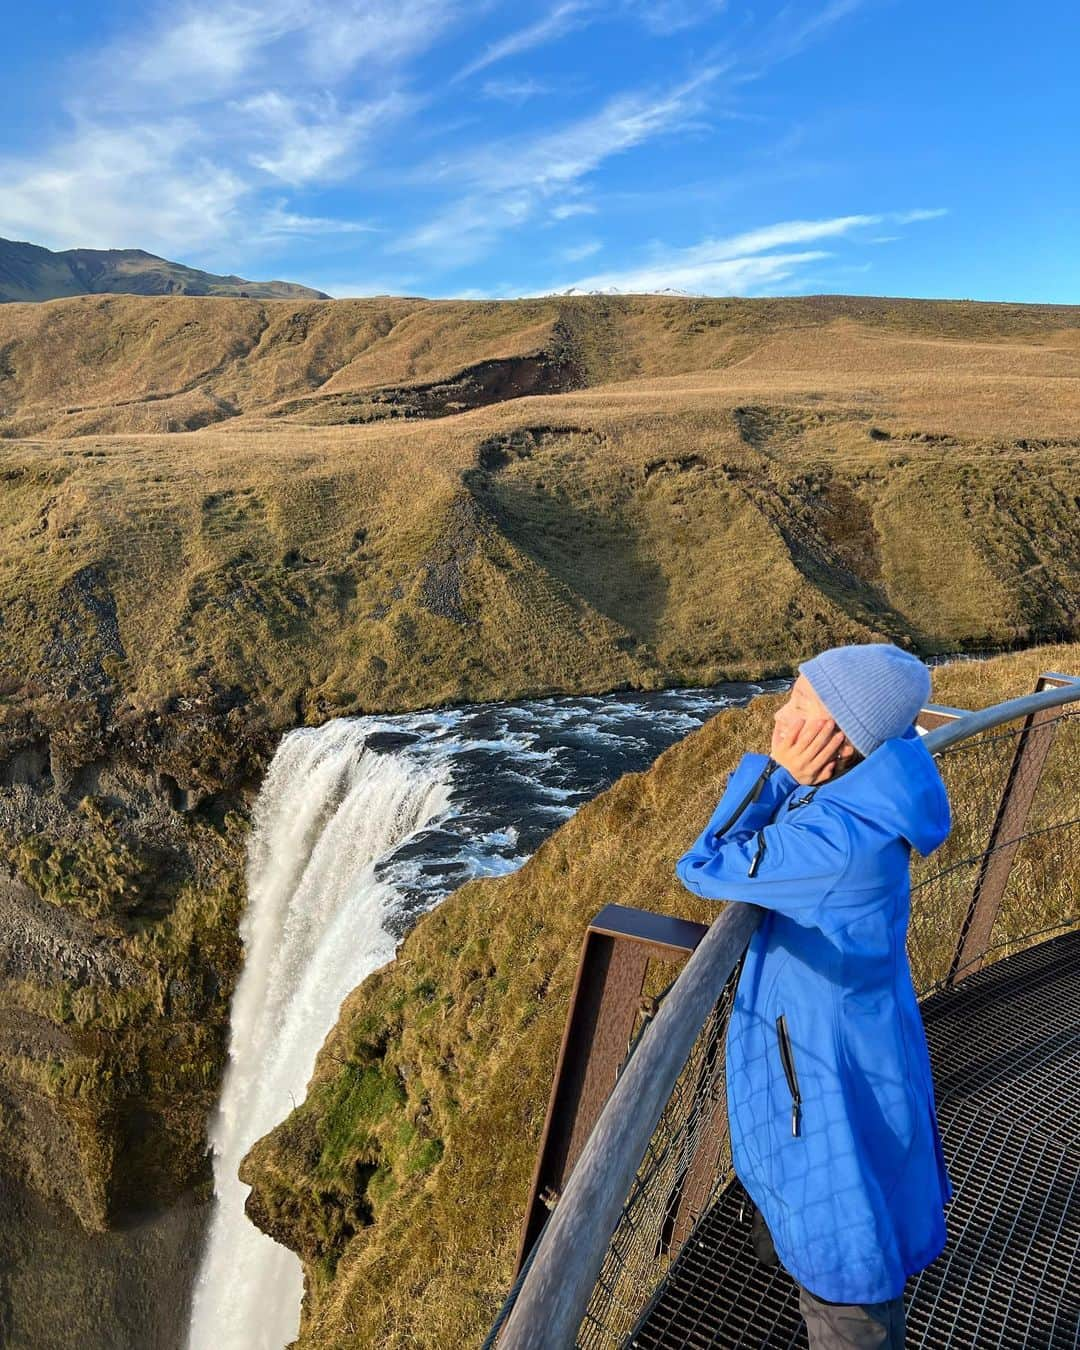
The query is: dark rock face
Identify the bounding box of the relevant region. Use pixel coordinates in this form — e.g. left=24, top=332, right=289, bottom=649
left=0, top=675, right=277, bottom=1332
left=0, top=1174, right=209, bottom=1350
left=267, top=346, right=586, bottom=426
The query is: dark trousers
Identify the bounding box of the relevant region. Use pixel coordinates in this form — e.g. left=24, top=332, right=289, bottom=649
left=751, top=1205, right=906, bottom=1348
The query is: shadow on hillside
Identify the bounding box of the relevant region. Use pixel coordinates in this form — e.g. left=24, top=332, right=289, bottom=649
left=465, top=464, right=669, bottom=648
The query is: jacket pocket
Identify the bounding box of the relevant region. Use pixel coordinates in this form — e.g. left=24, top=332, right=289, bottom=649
left=775, top=1012, right=802, bottom=1137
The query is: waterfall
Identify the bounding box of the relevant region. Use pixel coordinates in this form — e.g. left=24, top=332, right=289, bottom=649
left=186, top=717, right=454, bottom=1350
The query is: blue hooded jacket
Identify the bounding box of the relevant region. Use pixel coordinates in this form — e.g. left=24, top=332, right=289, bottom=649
left=675, top=724, right=954, bottom=1304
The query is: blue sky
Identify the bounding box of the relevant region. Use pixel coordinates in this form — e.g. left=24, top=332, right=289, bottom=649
left=2, top=1, right=1077, bottom=302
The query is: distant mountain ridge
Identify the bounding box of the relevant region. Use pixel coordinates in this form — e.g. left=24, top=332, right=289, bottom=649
left=0, top=236, right=330, bottom=303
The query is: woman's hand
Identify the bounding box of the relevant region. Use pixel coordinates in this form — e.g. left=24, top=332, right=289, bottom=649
left=771, top=715, right=851, bottom=786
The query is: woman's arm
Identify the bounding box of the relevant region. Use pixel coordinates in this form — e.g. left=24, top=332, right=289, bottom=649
left=675, top=798, right=854, bottom=929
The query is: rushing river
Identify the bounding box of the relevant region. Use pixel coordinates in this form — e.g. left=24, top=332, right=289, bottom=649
left=184, top=654, right=975, bottom=1349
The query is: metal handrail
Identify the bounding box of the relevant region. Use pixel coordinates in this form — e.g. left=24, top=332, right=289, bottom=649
left=919, top=673, right=1079, bottom=752
left=494, top=674, right=1080, bottom=1349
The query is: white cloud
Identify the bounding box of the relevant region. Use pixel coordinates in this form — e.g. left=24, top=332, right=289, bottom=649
left=236, top=89, right=415, bottom=185
left=452, top=67, right=723, bottom=193
left=453, top=1, right=595, bottom=82
left=257, top=202, right=381, bottom=237
left=729, top=0, right=867, bottom=77
left=549, top=202, right=599, bottom=220
left=530, top=209, right=945, bottom=296
left=621, top=0, right=727, bottom=34
left=393, top=68, right=723, bottom=260
left=893, top=208, right=949, bottom=224
left=480, top=76, right=555, bottom=102
left=560, top=240, right=603, bottom=261
left=0, top=120, right=248, bottom=254
left=101, top=0, right=464, bottom=103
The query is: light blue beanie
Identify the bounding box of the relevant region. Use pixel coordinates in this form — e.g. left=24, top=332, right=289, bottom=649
left=797, top=642, right=931, bottom=758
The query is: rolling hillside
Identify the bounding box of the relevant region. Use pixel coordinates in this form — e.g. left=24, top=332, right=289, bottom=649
left=0, top=293, right=1077, bottom=734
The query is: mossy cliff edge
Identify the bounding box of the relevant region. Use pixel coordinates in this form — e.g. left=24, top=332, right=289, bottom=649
left=0, top=293, right=1078, bottom=1340
left=240, top=641, right=1079, bottom=1349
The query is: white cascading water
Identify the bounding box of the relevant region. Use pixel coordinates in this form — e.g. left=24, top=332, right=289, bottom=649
left=186, top=718, right=453, bottom=1350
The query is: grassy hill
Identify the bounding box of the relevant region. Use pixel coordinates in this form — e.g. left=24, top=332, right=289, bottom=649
left=2, top=290, right=1080, bottom=438
left=1, top=293, right=1078, bottom=736
left=238, top=640, right=1080, bottom=1349
left=0, top=236, right=328, bottom=306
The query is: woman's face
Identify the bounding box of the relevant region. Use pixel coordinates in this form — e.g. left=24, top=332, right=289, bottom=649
left=775, top=675, right=859, bottom=771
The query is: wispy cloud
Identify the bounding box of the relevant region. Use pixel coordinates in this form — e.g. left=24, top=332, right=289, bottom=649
left=453, top=1, right=594, bottom=82
left=480, top=76, right=556, bottom=103
left=560, top=240, right=603, bottom=261
left=530, top=210, right=946, bottom=296
left=893, top=208, right=949, bottom=224
left=99, top=0, right=463, bottom=103
left=393, top=68, right=724, bottom=261
left=549, top=202, right=600, bottom=220
left=257, top=202, right=381, bottom=238
left=0, top=0, right=465, bottom=256
left=0, top=120, right=248, bottom=254
left=622, top=0, right=728, bottom=35
left=745, top=0, right=867, bottom=69
left=235, top=89, right=415, bottom=185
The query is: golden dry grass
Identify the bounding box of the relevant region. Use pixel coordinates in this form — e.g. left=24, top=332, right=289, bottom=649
left=1, top=294, right=1078, bottom=738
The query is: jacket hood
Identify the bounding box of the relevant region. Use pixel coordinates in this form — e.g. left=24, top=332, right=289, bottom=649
left=818, top=723, right=951, bottom=857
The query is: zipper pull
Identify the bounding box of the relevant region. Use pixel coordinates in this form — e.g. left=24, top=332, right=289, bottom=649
left=792, top=1102, right=801, bottom=1137
left=747, top=830, right=767, bottom=876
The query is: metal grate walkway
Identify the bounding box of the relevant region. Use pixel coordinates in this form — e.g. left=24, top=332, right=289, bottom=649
left=626, top=930, right=1080, bottom=1349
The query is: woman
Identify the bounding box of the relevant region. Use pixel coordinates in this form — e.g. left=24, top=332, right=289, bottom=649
left=675, top=642, right=954, bottom=1349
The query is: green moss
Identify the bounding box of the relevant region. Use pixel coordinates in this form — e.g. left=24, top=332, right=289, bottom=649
left=2, top=796, right=156, bottom=923
left=315, top=1065, right=407, bottom=1177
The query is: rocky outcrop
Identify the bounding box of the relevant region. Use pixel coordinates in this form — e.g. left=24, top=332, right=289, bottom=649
left=0, top=682, right=276, bottom=1234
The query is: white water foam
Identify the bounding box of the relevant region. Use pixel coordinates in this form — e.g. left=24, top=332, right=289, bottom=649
left=186, top=719, right=453, bottom=1350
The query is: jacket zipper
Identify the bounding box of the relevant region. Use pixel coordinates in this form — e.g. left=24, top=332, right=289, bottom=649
left=747, top=830, right=767, bottom=876
left=775, top=1012, right=802, bottom=1137
left=710, top=757, right=778, bottom=845
left=788, top=786, right=819, bottom=811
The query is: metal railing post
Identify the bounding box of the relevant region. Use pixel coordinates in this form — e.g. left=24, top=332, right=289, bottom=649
left=946, top=673, right=1080, bottom=985
left=514, top=905, right=708, bottom=1273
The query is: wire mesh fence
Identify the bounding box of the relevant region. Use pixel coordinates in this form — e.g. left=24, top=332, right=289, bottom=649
left=562, top=702, right=1080, bottom=1349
